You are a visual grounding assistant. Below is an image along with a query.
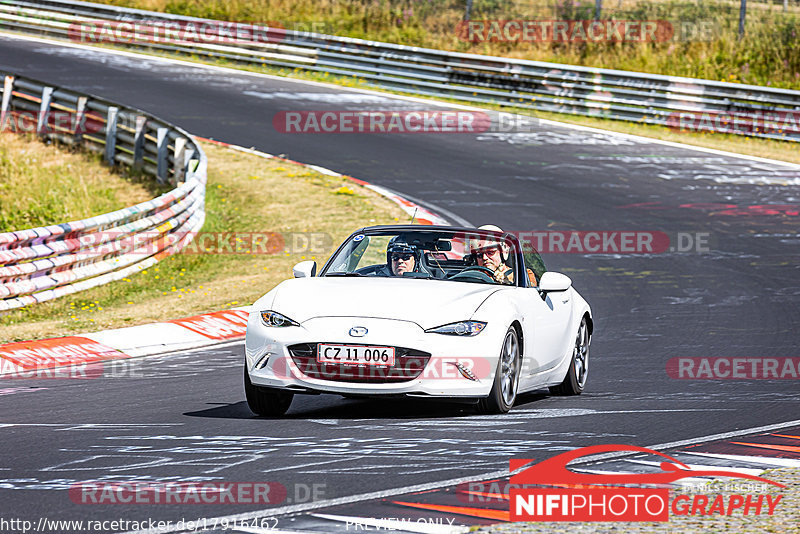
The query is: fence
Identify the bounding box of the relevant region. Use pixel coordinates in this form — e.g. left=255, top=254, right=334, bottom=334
left=0, top=72, right=206, bottom=311
left=1, top=0, right=798, bottom=142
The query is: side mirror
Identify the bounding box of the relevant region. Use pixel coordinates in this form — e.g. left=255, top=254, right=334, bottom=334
left=538, top=272, right=572, bottom=293
left=293, top=260, right=317, bottom=278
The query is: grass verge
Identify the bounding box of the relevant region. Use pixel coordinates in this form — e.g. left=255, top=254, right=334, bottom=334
left=0, top=134, right=156, bottom=231
left=0, top=140, right=407, bottom=343
left=95, top=0, right=800, bottom=90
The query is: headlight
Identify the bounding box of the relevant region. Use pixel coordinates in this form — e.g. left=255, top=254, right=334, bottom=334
left=425, top=321, right=486, bottom=336
left=260, top=310, right=300, bottom=327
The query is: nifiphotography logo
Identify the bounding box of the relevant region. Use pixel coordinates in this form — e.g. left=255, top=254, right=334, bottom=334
left=509, top=444, right=785, bottom=522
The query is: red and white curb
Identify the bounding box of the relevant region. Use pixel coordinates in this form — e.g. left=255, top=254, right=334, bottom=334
left=0, top=308, right=251, bottom=376
left=0, top=139, right=450, bottom=376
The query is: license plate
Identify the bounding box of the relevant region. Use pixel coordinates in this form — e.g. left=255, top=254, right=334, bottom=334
left=317, top=344, right=395, bottom=366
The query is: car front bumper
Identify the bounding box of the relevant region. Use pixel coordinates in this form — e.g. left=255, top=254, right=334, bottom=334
left=245, top=313, right=502, bottom=398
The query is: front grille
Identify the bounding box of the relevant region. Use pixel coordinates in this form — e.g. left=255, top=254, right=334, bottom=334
left=288, top=343, right=431, bottom=383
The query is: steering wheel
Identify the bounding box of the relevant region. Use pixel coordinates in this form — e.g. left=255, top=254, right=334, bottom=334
left=461, top=266, right=496, bottom=276
left=448, top=265, right=496, bottom=283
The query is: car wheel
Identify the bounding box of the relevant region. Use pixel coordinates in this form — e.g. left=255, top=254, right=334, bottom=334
left=477, top=326, right=521, bottom=414
left=244, top=363, right=293, bottom=416
left=549, top=316, right=590, bottom=396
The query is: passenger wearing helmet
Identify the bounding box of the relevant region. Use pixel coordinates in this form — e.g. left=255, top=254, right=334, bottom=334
left=385, top=237, right=420, bottom=276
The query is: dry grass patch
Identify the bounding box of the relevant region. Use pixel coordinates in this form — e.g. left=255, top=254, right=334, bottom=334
left=0, top=134, right=155, bottom=231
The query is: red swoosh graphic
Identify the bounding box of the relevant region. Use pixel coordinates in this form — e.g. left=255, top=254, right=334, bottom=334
left=510, top=444, right=785, bottom=488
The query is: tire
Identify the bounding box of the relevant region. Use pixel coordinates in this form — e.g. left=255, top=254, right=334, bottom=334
left=244, top=363, right=293, bottom=416
left=477, top=326, right=521, bottom=414
left=549, top=316, right=590, bottom=396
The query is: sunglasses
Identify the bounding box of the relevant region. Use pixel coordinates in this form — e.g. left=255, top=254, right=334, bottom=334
left=392, top=253, right=414, bottom=262
left=475, top=247, right=499, bottom=258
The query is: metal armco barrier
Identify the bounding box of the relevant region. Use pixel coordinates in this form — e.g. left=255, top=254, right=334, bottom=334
left=0, top=72, right=206, bottom=311
left=1, top=0, right=799, bottom=141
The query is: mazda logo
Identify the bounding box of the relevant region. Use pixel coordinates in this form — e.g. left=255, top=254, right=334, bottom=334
left=349, top=326, right=368, bottom=337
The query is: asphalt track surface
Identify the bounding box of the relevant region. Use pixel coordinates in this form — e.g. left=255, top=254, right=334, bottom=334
left=1, top=35, right=800, bottom=532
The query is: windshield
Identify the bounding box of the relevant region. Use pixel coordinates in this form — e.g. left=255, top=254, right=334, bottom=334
left=322, top=229, right=523, bottom=285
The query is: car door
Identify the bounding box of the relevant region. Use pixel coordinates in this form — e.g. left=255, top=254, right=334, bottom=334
left=517, top=286, right=573, bottom=378
left=516, top=249, right=573, bottom=379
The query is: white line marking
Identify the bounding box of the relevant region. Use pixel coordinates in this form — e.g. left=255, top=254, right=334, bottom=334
left=2, top=31, right=798, bottom=170
left=311, top=513, right=469, bottom=534
left=120, top=418, right=800, bottom=533
left=624, top=459, right=766, bottom=477
left=141, top=339, right=245, bottom=358
left=681, top=451, right=800, bottom=468
left=574, top=468, right=711, bottom=487
left=264, top=456, right=366, bottom=473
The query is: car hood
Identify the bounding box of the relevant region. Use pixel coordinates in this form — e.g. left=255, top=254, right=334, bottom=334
left=266, top=277, right=504, bottom=330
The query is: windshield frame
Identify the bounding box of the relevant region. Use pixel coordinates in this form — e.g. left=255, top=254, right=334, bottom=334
left=319, top=225, right=533, bottom=287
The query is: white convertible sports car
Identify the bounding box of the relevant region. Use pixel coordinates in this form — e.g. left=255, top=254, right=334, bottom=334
left=244, top=225, right=592, bottom=416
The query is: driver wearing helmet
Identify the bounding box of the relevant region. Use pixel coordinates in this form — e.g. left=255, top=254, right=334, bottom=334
left=473, top=241, right=514, bottom=284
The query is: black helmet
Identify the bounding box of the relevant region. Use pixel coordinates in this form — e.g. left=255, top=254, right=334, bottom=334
left=387, top=236, right=420, bottom=271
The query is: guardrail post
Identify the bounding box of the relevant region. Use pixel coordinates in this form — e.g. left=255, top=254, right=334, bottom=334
left=1, top=76, right=13, bottom=131
left=73, top=96, right=87, bottom=144
left=173, top=137, right=187, bottom=183
left=739, top=0, right=747, bottom=39
left=182, top=147, right=195, bottom=181
left=36, top=86, right=53, bottom=137
left=156, top=127, right=169, bottom=183
left=132, top=115, right=147, bottom=171
left=104, top=106, right=118, bottom=165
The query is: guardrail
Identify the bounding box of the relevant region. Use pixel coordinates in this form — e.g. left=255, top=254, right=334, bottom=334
left=0, top=72, right=206, bottom=311
left=2, top=0, right=799, bottom=142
